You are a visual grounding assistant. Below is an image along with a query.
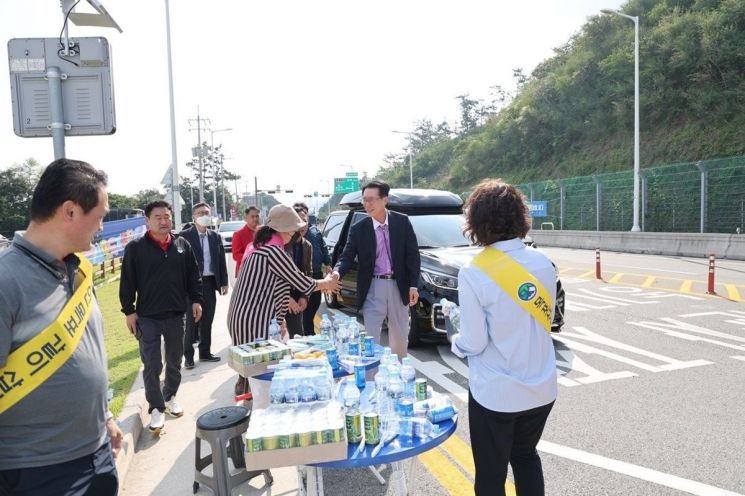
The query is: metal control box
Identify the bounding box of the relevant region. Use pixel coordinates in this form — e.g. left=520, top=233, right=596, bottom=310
left=7, top=37, right=116, bottom=137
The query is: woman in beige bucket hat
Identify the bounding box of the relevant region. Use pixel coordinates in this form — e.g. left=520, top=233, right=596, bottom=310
left=227, top=204, right=342, bottom=395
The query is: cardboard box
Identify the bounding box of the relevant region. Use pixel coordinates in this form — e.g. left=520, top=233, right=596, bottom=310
left=244, top=439, right=347, bottom=470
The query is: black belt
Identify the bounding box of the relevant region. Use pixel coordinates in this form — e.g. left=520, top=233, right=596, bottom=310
left=372, top=274, right=395, bottom=280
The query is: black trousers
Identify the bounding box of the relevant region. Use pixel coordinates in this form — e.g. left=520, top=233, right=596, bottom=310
left=468, top=390, right=554, bottom=496
left=184, top=275, right=217, bottom=359
left=285, top=311, right=304, bottom=338
left=139, top=315, right=184, bottom=412
left=0, top=441, right=118, bottom=496
left=302, top=290, right=322, bottom=336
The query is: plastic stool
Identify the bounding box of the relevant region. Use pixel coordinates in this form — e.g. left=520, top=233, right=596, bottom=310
left=193, top=406, right=273, bottom=495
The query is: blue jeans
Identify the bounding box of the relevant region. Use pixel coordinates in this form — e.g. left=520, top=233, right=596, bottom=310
left=0, top=441, right=118, bottom=496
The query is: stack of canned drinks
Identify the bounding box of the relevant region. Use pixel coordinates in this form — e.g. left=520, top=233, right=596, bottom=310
left=228, top=339, right=292, bottom=374
left=245, top=402, right=346, bottom=453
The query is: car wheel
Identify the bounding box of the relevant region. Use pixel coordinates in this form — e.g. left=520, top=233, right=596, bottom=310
left=408, top=307, right=421, bottom=348
left=324, top=291, right=340, bottom=309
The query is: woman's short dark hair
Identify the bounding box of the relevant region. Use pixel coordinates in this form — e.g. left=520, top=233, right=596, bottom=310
left=145, top=200, right=173, bottom=218
left=292, top=202, right=309, bottom=213
left=245, top=206, right=259, bottom=214
left=463, top=179, right=531, bottom=246
left=30, top=159, right=108, bottom=222
left=362, top=180, right=390, bottom=198
left=253, top=225, right=278, bottom=247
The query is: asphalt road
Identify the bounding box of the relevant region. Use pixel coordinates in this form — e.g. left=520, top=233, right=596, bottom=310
left=220, top=249, right=745, bottom=495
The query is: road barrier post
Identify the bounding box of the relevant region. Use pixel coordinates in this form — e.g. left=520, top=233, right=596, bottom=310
left=595, top=248, right=602, bottom=279
left=707, top=254, right=716, bottom=294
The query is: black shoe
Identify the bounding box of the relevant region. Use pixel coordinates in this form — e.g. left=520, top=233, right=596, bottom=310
left=184, top=358, right=195, bottom=369
left=199, top=354, right=220, bottom=362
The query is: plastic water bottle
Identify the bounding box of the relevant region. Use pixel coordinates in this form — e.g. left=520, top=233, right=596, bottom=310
left=336, top=322, right=349, bottom=356
left=347, top=317, right=360, bottom=341
left=320, top=314, right=333, bottom=339
left=400, top=357, right=417, bottom=400
left=342, top=378, right=361, bottom=411
left=386, top=365, right=404, bottom=416
left=381, top=346, right=393, bottom=366
left=440, top=298, right=461, bottom=331
left=374, top=366, right=389, bottom=413
left=269, top=378, right=285, bottom=404
left=268, top=318, right=281, bottom=341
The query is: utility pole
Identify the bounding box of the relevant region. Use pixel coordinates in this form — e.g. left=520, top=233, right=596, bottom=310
left=188, top=108, right=210, bottom=203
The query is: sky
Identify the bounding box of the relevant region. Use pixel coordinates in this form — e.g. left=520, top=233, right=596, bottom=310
left=1, top=0, right=624, bottom=213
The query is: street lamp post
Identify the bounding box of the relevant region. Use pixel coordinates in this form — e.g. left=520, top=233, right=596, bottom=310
left=392, top=130, right=414, bottom=188
left=209, top=127, right=232, bottom=220
left=164, top=0, right=181, bottom=228
left=601, top=8, right=641, bottom=232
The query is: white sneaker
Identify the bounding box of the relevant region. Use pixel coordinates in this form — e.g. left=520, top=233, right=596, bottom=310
left=149, top=409, right=165, bottom=432
left=165, top=397, right=184, bottom=417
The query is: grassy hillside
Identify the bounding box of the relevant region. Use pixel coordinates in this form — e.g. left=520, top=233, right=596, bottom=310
left=377, top=0, right=745, bottom=191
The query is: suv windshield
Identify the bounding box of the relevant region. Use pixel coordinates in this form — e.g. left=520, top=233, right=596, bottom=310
left=408, top=213, right=471, bottom=248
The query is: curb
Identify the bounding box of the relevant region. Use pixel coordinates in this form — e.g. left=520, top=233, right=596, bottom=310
left=113, top=367, right=146, bottom=484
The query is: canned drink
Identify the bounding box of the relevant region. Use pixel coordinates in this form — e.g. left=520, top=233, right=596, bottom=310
left=415, top=378, right=427, bottom=400
left=311, top=430, right=324, bottom=445
left=354, top=363, right=366, bottom=389
left=263, top=434, right=279, bottom=450
left=364, top=336, right=375, bottom=357
left=345, top=411, right=362, bottom=442
left=326, top=347, right=338, bottom=369
left=246, top=436, right=262, bottom=453
left=399, top=418, right=414, bottom=438
left=298, top=431, right=312, bottom=447
left=359, top=331, right=367, bottom=348
left=278, top=434, right=291, bottom=449
left=322, top=428, right=337, bottom=444
left=364, top=413, right=380, bottom=445
left=348, top=342, right=360, bottom=356
left=427, top=404, right=456, bottom=423
left=397, top=399, right=414, bottom=417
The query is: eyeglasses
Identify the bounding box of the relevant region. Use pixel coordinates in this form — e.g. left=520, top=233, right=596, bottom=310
left=362, top=196, right=381, bottom=204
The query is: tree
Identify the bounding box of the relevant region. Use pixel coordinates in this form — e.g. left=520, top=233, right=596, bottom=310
left=455, top=94, right=480, bottom=135
left=0, top=158, right=42, bottom=236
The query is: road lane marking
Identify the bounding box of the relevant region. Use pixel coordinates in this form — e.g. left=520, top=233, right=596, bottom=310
left=578, top=269, right=596, bottom=278
left=408, top=355, right=468, bottom=402
left=441, top=436, right=475, bottom=476
left=554, top=348, right=637, bottom=384
left=725, top=284, right=742, bottom=301
left=679, top=280, right=693, bottom=293
left=629, top=318, right=745, bottom=351
left=419, top=436, right=517, bottom=496
left=560, top=326, right=712, bottom=372
left=538, top=440, right=744, bottom=496
left=438, top=345, right=470, bottom=378
left=641, top=276, right=656, bottom=288
left=608, top=272, right=624, bottom=283
left=418, top=447, right=473, bottom=495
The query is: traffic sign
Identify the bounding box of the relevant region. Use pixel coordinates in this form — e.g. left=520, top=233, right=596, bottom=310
left=526, top=201, right=548, bottom=217
left=334, top=177, right=359, bottom=194
left=345, top=171, right=359, bottom=178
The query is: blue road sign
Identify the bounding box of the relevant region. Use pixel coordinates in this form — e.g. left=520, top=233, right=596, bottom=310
left=526, top=201, right=548, bottom=217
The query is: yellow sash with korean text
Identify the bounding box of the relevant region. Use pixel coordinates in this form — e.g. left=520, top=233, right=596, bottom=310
left=0, top=256, right=94, bottom=415
left=471, top=247, right=553, bottom=334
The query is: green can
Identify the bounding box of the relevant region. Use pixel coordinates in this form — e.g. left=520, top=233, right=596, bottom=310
left=363, top=413, right=380, bottom=445
left=311, top=430, right=324, bottom=445
left=298, top=431, right=312, bottom=447
left=345, top=411, right=362, bottom=442
left=415, top=378, right=428, bottom=400
left=278, top=434, right=291, bottom=449
left=263, top=434, right=279, bottom=450
left=246, top=436, right=262, bottom=453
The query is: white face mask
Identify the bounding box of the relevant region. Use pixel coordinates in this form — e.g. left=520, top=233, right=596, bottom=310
left=195, top=215, right=211, bottom=227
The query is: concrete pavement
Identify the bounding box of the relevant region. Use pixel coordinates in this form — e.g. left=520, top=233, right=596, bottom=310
left=118, top=292, right=300, bottom=495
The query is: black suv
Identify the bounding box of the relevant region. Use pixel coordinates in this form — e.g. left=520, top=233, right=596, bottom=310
left=322, top=189, right=565, bottom=346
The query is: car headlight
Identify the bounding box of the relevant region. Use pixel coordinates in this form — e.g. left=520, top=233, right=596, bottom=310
left=421, top=269, right=458, bottom=289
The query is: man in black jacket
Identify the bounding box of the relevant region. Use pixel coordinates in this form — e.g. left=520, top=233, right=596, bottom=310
left=180, top=202, right=229, bottom=368
left=332, top=180, right=421, bottom=359
left=119, top=200, right=203, bottom=433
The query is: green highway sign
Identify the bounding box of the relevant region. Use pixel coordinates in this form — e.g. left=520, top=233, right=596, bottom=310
left=334, top=177, right=359, bottom=194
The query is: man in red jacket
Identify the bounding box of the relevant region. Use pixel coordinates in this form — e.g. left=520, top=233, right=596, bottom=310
left=231, top=206, right=260, bottom=277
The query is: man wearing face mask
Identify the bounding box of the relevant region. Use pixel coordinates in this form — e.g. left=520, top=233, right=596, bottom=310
left=180, top=203, right=229, bottom=368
